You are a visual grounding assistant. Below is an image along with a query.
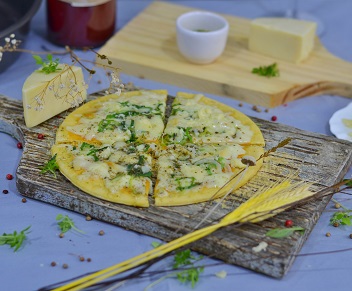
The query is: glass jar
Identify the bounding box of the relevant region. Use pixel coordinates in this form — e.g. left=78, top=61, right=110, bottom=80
left=46, top=0, right=116, bottom=48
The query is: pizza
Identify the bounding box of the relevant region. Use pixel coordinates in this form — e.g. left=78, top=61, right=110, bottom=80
left=52, top=90, right=265, bottom=207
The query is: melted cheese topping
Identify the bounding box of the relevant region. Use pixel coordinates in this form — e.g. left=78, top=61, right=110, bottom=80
left=66, top=91, right=166, bottom=144
left=163, top=95, right=253, bottom=144
left=69, top=142, right=154, bottom=195
left=155, top=143, right=247, bottom=196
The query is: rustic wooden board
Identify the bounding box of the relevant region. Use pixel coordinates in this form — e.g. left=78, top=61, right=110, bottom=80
left=97, top=1, right=352, bottom=107
left=1, top=92, right=352, bottom=278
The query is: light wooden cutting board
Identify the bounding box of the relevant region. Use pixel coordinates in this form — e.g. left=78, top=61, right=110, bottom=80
left=97, top=1, right=352, bottom=107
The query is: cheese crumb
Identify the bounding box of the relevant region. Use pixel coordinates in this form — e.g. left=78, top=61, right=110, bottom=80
left=215, top=270, right=227, bottom=279
left=252, top=241, right=268, bottom=253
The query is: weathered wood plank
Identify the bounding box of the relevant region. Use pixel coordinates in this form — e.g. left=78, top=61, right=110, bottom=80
left=1, top=92, right=351, bottom=278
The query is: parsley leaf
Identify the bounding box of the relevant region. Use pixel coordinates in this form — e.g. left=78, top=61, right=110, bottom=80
left=0, top=226, right=31, bottom=252
left=266, top=226, right=305, bottom=238
left=56, top=214, right=84, bottom=234
left=40, top=154, right=59, bottom=178
left=330, top=211, right=352, bottom=226
left=252, top=62, right=279, bottom=78
left=33, top=54, right=61, bottom=74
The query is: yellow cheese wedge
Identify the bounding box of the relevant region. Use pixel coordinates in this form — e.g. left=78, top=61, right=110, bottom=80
left=248, top=17, right=317, bottom=63
left=22, top=64, right=87, bottom=128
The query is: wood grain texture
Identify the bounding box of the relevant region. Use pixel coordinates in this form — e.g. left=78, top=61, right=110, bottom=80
left=97, top=1, right=352, bottom=107
left=1, top=92, right=352, bottom=278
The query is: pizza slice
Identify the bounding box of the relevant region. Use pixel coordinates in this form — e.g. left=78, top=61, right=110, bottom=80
left=154, top=143, right=264, bottom=206
left=55, top=90, right=167, bottom=146
left=163, top=92, right=265, bottom=146
left=51, top=141, right=158, bottom=207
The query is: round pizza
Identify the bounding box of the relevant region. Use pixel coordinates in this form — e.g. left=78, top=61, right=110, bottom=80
left=52, top=90, right=265, bottom=207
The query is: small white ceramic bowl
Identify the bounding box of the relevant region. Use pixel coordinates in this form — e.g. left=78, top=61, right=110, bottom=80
left=176, top=11, right=229, bottom=64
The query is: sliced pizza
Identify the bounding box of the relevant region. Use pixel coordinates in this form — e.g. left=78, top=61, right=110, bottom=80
left=51, top=89, right=265, bottom=207
left=163, top=92, right=265, bottom=146
left=154, top=143, right=264, bottom=206
left=51, top=141, right=157, bottom=207
left=55, top=90, right=167, bottom=146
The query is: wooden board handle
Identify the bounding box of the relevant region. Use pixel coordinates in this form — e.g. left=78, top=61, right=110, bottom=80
left=281, top=81, right=352, bottom=104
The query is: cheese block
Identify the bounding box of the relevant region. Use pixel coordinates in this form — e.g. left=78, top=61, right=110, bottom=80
left=23, top=64, right=87, bottom=128
left=248, top=17, right=317, bottom=63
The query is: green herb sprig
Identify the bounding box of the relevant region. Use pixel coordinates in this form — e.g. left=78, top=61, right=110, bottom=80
left=40, top=154, right=59, bottom=178
left=330, top=211, right=352, bottom=226
left=56, top=214, right=84, bottom=234
left=146, top=245, right=204, bottom=289
left=329, top=199, right=352, bottom=227
left=173, top=249, right=204, bottom=288
left=33, top=54, right=61, bottom=74
left=266, top=226, right=305, bottom=238
left=252, top=62, right=279, bottom=78
left=0, top=226, right=31, bottom=252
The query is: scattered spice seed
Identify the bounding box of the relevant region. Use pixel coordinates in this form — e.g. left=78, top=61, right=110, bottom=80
left=2, top=189, right=9, bottom=194
left=285, top=220, right=293, bottom=227
left=37, top=133, right=45, bottom=139
left=99, top=230, right=105, bottom=236
left=349, top=234, right=352, bottom=239
left=62, top=263, right=69, bottom=269
left=21, top=198, right=27, bottom=203
left=264, top=108, right=269, bottom=113
left=79, top=256, right=85, bottom=262
left=6, top=174, right=13, bottom=180
left=85, top=215, right=92, bottom=221
left=17, top=142, right=23, bottom=149
left=238, top=103, right=243, bottom=107
left=51, top=261, right=57, bottom=267
left=87, top=258, right=92, bottom=262
left=326, top=232, right=331, bottom=237
left=252, top=105, right=262, bottom=113
left=335, top=203, right=341, bottom=209
left=59, top=233, right=65, bottom=238
left=271, top=116, right=277, bottom=122
left=333, top=222, right=340, bottom=227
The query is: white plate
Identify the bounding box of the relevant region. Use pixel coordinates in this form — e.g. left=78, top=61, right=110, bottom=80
left=329, top=102, right=352, bottom=142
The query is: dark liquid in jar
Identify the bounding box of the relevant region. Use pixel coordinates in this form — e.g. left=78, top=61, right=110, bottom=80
left=47, top=0, right=116, bottom=48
